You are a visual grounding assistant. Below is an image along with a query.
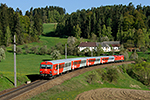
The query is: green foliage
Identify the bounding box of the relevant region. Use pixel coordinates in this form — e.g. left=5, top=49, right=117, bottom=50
left=0, top=48, right=5, bottom=62
left=30, top=46, right=39, bottom=54
left=130, top=50, right=138, bottom=60
left=96, top=44, right=104, bottom=56
left=39, top=45, right=47, bottom=55
left=16, top=47, right=22, bottom=55
left=51, top=50, right=61, bottom=60
left=100, top=67, right=119, bottom=82
left=132, top=62, right=150, bottom=86
left=119, top=49, right=129, bottom=61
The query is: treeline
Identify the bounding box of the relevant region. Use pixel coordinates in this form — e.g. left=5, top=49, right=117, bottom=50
left=0, top=3, right=65, bottom=46
left=25, top=6, right=66, bottom=23
left=55, top=2, right=150, bottom=49
left=0, top=3, right=42, bottom=46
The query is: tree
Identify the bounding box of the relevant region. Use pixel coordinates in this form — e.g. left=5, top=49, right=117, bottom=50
left=51, top=50, right=61, bottom=60
left=90, top=33, right=97, bottom=42
left=130, top=49, right=138, bottom=60
left=0, top=48, right=6, bottom=62
left=5, top=26, right=11, bottom=46
left=119, top=49, right=129, bottom=61
left=73, top=24, right=82, bottom=39
left=135, top=29, right=145, bottom=48
left=96, top=44, right=104, bottom=56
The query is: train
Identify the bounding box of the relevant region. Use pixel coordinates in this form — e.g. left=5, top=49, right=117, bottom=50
left=40, top=55, right=124, bottom=79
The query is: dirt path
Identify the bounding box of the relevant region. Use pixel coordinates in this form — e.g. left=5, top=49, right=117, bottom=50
left=76, top=88, right=150, bottom=100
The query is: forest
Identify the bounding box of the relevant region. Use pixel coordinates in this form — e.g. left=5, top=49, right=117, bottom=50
left=0, top=3, right=65, bottom=46
left=55, top=2, right=150, bottom=50
left=0, top=2, right=150, bottom=50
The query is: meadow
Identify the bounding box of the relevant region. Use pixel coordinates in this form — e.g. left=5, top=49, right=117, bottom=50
left=29, top=66, right=149, bottom=100
left=0, top=23, right=68, bottom=91
left=1, top=23, right=150, bottom=99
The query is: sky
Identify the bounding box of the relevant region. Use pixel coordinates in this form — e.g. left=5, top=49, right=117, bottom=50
left=1, top=0, right=150, bottom=15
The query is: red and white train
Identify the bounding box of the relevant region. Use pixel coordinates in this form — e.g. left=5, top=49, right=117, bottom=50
left=40, top=55, right=124, bottom=78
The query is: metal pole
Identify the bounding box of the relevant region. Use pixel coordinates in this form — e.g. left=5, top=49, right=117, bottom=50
left=65, top=44, right=67, bottom=59
left=14, top=35, right=17, bottom=87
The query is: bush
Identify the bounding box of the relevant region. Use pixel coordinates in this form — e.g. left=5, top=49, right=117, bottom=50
left=0, top=45, right=6, bottom=51
left=106, top=67, right=119, bottom=82
left=22, top=44, right=29, bottom=50
left=99, top=67, right=119, bottom=82
left=0, top=47, right=6, bottom=62
left=39, top=45, right=47, bottom=55
left=24, top=49, right=30, bottom=54
left=85, top=73, right=96, bottom=84
left=16, top=47, right=22, bottom=54
left=51, top=50, right=61, bottom=60
left=30, top=46, right=39, bottom=54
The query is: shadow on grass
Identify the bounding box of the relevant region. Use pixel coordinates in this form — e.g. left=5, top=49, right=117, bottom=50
left=42, top=32, right=68, bottom=38
left=42, top=32, right=56, bottom=37
left=42, top=59, right=51, bottom=61
left=26, top=74, right=40, bottom=82
left=3, top=76, right=15, bottom=85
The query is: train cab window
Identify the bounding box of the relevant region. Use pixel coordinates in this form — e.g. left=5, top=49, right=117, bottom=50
left=40, top=64, right=46, bottom=69
left=47, top=65, right=52, bottom=69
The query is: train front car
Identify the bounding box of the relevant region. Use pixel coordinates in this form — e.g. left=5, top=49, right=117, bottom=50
left=40, top=61, right=53, bottom=78
left=113, top=55, right=124, bottom=62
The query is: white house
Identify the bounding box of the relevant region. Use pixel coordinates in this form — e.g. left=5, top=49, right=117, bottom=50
left=97, top=41, right=120, bottom=52
left=78, top=41, right=120, bottom=52
left=78, top=42, right=97, bottom=51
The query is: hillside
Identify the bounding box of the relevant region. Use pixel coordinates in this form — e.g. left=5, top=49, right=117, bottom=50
left=0, top=23, right=68, bottom=91
left=29, top=65, right=149, bottom=100
left=0, top=23, right=150, bottom=99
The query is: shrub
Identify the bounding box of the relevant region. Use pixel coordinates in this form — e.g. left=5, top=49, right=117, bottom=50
left=106, top=67, right=119, bottom=82
left=51, top=50, right=61, bottom=60
left=16, top=47, right=22, bottom=54
left=22, top=44, right=29, bottom=50
left=30, top=46, right=39, bottom=54
left=39, top=45, right=47, bottom=55
left=99, top=67, right=119, bottom=82
left=0, top=47, right=5, bottom=62
left=0, top=45, right=6, bottom=51
left=24, top=49, right=30, bottom=54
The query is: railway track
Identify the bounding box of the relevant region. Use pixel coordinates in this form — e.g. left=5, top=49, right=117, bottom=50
left=0, top=61, right=135, bottom=100
left=0, top=80, right=48, bottom=100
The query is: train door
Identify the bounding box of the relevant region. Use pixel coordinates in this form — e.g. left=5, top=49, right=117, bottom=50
left=53, top=64, right=59, bottom=76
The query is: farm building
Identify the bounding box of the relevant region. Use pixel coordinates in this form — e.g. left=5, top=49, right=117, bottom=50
left=78, top=41, right=120, bottom=52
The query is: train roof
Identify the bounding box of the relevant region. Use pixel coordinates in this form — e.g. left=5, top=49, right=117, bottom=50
left=45, top=56, right=115, bottom=64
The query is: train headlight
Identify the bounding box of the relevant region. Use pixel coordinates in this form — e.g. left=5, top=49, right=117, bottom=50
left=50, top=71, right=52, bottom=73
left=40, top=71, right=42, bottom=73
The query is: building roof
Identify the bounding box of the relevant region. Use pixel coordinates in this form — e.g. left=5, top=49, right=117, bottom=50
left=97, top=41, right=120, bottom=47
left=78, top=42, right=97, bottom=47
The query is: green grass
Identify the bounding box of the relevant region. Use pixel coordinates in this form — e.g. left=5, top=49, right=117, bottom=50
left=0, top=23, right=150, bottom=97
left=29, top=66, right=149, bottom=100
left=43, top=23, right=57, bottom=34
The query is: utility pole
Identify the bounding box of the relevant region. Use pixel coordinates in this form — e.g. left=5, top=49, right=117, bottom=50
left=65, top=44, right=67, bottom=59
left=14, top=35, right=17, bottom=87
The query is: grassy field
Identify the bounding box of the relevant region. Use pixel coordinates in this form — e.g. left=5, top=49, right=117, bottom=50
left=0, top=23, right=150, bottom=98
left=0, top=23, right=68, bottom=91
left=29, top=66, right=149, bottom=100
